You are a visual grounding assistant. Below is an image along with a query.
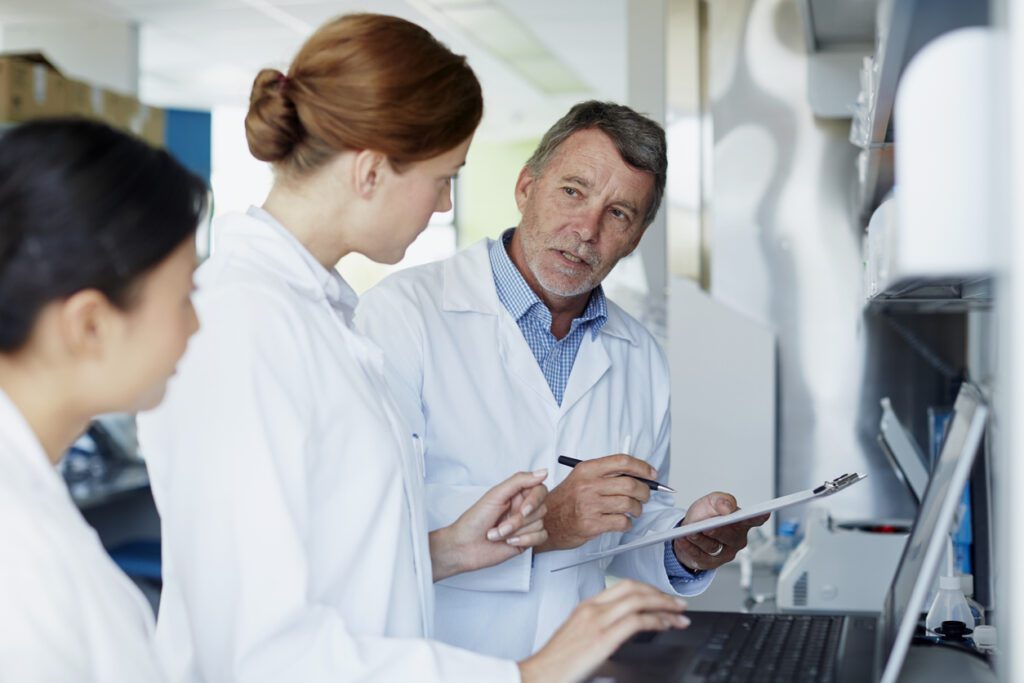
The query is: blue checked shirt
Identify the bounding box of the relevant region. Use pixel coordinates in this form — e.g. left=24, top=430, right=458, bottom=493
left=489, top=231, right=701, bottom=588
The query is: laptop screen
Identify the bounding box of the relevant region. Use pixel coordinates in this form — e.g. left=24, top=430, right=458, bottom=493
left=875, top=383, right=988, bottom=682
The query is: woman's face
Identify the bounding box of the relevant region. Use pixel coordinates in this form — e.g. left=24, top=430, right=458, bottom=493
left=105, top=238, right=200, bottom=412
left=367, top=136, right=473, bottom=264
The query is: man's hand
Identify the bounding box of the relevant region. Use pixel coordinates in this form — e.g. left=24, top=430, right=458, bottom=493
left=672, top=492, right=770, bottom=572
left=430, top=470, right=549, bottom=582
left=536, top=455, right=656, bottom=553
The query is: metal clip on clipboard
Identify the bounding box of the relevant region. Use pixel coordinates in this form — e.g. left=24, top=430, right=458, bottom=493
left=813, top=473, right=863, bottom=495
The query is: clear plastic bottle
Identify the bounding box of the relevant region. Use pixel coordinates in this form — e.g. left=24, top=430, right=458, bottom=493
left=959, top=574, right=985, bottom=627
left=926, top=575, right=974, bottom=637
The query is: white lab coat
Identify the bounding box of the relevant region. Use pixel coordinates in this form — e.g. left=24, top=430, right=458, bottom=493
left=357, top=239, right=713, bottom=661
left=0, top=389, right=163, bottom=682
left=137, top=209, right=517, bottom=683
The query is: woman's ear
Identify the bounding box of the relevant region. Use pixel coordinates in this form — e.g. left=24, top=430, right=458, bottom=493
left=57, top=289, right=117, bottom=360
left=352, top=149, right=389, bottom=199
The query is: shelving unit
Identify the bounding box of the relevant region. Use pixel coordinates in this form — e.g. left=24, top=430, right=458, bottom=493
left=856, top=0, right=993, bottom=312
left=855, top=0, right=989, bottom=226
left=866, top=277, right=993, bottom=313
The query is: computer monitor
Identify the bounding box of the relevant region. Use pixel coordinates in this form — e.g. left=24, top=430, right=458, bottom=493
left=876, top=382, right=989, bottom=683
left=878, top=397, right=930, bottom=502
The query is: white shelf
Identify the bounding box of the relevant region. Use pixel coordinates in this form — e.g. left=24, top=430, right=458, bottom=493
left=854, top=0, right=989, bottom=226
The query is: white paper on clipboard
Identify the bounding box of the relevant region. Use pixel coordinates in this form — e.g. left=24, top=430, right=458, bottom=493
left=550, top=472, right=867, bottom=572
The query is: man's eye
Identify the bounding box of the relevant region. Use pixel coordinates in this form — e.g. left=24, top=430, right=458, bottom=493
left=563, top=187, right=578, bottom=197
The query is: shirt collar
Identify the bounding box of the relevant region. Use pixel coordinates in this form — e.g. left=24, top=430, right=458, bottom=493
left=489, top=229, right=608, bottom=338
left=245, top=206, right=360, bottom=319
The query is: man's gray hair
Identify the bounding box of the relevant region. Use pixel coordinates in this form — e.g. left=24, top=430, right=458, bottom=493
left=524, top=100, right=667, bottom=229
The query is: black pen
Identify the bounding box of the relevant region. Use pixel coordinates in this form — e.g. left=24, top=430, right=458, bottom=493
left=557, top=455, right=677, bottom=493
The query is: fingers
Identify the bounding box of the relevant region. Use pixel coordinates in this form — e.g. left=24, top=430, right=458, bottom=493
left=601, top=494, right=644, bottom=518
left=586, top=582, right=691, bottom=646
left=601, top=476, right=651, bottom=503
left=709, top=492, right=738, bottom=515
left=483, top=471, right=548, bottom=541
left=587, top=579, right=676, bottom=607
left=518, top=482, right=548, bottom=518
left=506, top=519, right=548, bottom=548
left=606, top=611, right=691, bottom=643
left=684, top=532, right=723, bottom=556
left=599, top=585, right=688, bottom=627
left=483, top=469, right=549, bottom=507
left=579, top=454, right=658, bottom=480
left=673, top=536, right=713, bottom=570
left=682, top=491, right=739, bottom=525
left=703, top=513, right=771, bottom=548
left=587, top=577, right=638, bottom=604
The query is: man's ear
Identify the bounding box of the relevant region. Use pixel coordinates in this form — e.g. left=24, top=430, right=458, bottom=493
left=513, top=166, right=537, bottom=214
left=57, top=289, right=117, bottom=360
left=352, top=149, right=389, bottom=198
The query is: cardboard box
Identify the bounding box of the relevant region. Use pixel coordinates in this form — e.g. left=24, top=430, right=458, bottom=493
left=0, top=53, right=67, bottom=122
left=66, top=78, right=104, bottom=119
left=0, top=52, right=164, bottom=147
left=131, top=104, right=165, bottom=147
left=103, top=90, right=139, bottom=131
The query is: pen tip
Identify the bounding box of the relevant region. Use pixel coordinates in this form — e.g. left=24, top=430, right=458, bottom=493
left=659, top=484, right=677, bottom=493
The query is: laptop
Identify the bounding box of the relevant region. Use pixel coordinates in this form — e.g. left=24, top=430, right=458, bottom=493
left=594, top=383, right=989, bottom=683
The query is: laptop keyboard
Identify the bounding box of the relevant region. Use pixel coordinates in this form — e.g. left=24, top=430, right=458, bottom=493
left=693, top=614, right=844, bottom=682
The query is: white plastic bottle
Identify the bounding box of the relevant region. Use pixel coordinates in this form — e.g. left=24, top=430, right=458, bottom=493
left=972, top=624, right=997, bottom=654
left=926, top=575, right=974, bottom=637
left=959, top=574, right=985, bottom=627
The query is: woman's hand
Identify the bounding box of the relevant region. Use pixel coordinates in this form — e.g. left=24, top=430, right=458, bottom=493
left=429, top=469, right=549, bottom=581
left=518, top=580, right=690, bottom=683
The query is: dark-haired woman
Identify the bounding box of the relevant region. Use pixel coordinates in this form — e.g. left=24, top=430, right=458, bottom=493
left=0, top=119, right=207, bottom=681
left=139, top=13, right=687, bottom=683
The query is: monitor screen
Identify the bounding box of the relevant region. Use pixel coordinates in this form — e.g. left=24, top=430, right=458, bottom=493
left=876, top=383, right=988, bottom=682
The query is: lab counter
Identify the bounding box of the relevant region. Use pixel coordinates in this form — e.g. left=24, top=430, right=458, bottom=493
left=591, top=563, right=996, bottom=682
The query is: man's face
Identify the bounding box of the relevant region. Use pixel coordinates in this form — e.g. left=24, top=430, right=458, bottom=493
left=512, top=128, right=654, bottom=300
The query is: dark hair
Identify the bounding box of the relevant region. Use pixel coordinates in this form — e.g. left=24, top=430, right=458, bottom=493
left=245, top=13, right=483, bottom=175
left=525, top=100, right=668, bottom=228
left=0, top=118, right=208, bottom=352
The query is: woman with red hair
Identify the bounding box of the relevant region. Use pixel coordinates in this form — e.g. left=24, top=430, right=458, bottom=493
left=140, top=13, right=688, bottom=683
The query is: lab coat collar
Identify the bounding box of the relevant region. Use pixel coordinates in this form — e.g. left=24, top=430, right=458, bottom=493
left=442, top=238, right=640, bottom=347
left=0, top=387, right=69, bottom=500
left=216, top=207, right=360, bottom=322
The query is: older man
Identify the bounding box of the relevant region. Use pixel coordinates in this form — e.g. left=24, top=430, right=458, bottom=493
left=357, top=101, right=767, bottom=660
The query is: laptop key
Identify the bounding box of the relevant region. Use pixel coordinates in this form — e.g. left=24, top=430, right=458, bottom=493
left=694, top=659, right=716, bottom=676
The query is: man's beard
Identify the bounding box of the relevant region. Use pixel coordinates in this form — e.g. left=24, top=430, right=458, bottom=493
left=519, top=219, right=604, bottom=298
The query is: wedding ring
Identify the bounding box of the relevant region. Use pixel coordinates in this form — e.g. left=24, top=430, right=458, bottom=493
left=709, top=543, right=724, bottom=557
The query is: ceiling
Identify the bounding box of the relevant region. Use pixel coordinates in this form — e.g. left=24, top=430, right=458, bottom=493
left=0, top=0, right=629, bottom=139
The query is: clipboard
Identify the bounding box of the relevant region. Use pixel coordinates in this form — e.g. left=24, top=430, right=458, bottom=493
left=550, top=472, right=866, bottom=572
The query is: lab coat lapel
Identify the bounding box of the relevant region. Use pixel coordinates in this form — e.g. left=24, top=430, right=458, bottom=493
left=559, top=332, right=611, bottom=416
left=497, top=315, right=560, bottom=407
left=444, top=239, right=559, bottom=409
left=561, top=304, right=640, bottom=415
